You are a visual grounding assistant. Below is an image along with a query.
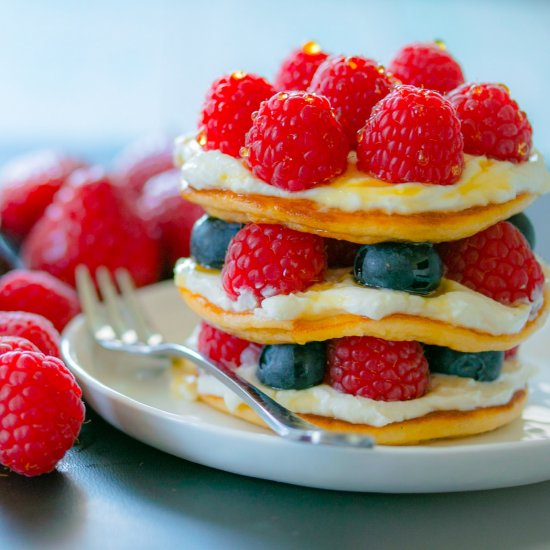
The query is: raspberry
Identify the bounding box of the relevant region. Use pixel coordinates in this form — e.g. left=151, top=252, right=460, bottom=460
left=138, top=170, right=204, bottom=270
left=439, top=221, right=544, bottom=307
left=0, top=312, right=60, bottom=357
left=244, top=91, right=349, bottom=191
left=199, top=72, right=276, bottom=158
left=22, top=167, right=161, bottom=288
left=327, top=336, right=429, bottom=401
left=0, top=351, right=85, bottom=476
left=274, top=41, right=329, bottom=91
left=388, top=41, right=465, bottom=94
left=0, top=270, right=80, bottom=332
left=309, top=55, right=394, bottom=146
left=222, top=224, right=326, bottom=304
left=113, top=135, right=174, bottom=195
left=0, top=336, right=40, bottom=355
left=505, top=346, right=519, bottom=360
left=447, top=83, right=532, bottom=163
left=325, top=238, right=360, bottom=268
left=0, top=151, right=85, bottom=244
left=198, top=322, right=261, bottom=371
left=357, top=85, right=464, bottom=184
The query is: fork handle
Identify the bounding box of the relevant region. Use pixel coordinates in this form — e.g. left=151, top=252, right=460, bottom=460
left=152, top=342, right=375, bottom=448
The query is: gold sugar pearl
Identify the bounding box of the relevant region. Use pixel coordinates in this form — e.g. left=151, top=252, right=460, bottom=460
left=303, top=41, right=321, bottom=55
left=231, top=70, right=247, bottom=80
left=197, top=132, right=207, bottom=147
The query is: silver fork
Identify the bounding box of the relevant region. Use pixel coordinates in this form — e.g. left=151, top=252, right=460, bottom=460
left=75, top=265, right=375, bottom=449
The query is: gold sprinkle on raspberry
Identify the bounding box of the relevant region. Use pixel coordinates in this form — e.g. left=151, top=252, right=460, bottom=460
left=517, top=142, right=529, bottom=157
left=303, top=41, right=321, bottom=55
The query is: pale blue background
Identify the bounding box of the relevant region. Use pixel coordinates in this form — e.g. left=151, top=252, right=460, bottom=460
left=0, top=0, right=549, bottom=258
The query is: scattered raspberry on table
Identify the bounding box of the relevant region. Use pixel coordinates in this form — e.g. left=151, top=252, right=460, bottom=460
left=113, top=135, right=175, bottom=195
left=0, top=270, right=80, bottom=332
left=22, top=167, right=161, bottom=288
left=0, top=150, right=85, bottom=244
left=138, top=169, right=204, bottom=271
left=0, top=350, right=85, bottom=477
left=0, top=311, right=60, bottom=357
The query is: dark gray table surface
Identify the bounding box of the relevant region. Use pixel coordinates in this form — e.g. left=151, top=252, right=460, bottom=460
left=2, top=1, right=550, bottom=548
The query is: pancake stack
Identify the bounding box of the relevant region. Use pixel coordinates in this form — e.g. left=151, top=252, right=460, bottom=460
left=172, top=42, right=550, bottom=444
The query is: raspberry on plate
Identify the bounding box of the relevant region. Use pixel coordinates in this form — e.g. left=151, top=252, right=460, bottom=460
left=357, top=85, right=464, bottom=184
left=222, top=223, right=326, bottom=304
left=327, top=336, right=429, bottom=401
left=447, top=83, right=532, bottom=163
left=0, top=311, right=60, bottom=357
left=274, top=41, right=329, bottom=91
left=438, top=221, right=545, bottom=307
left=309, top=55, right=394, bottom=146
left=113, top=134, right=175, bottom=195
left=0, top=350, right=85, bottom=476
left=0, top=336, right=40, bottom=355
left=138, top=169, right=204, bottom=270
left=388, top=41, right=465, bottom=94
left=22, top=167, right=161, bottom=288
left=0, top=270, right=80, bottom=332
left=244, top=91, right=349, bottom=191
left=199, top=72, right=276, bottom=158
left=0, top=151, right=85, bottom=244
left=198, top=322, right=261, bottom=371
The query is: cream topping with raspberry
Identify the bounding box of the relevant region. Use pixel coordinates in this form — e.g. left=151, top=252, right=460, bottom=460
left=174, top=258, right=539, bottom=336
left=174, top=356, right=534, bottom=427
left=174, top=135, right=550, bottom=215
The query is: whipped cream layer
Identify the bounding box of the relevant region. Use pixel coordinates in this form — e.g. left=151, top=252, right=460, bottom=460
left=175, top=135, right=550, bottom=215
left=174, top=357, right=533, bottom=427
left=175, top=258, right=534, bottom=336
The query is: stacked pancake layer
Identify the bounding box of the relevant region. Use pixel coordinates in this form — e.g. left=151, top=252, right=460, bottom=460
left=172, top=48, right=550, bottom=445
left=173, top=138, right=550, bottom=445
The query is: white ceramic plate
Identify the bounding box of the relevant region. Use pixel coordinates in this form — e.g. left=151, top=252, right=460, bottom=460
left=61, top=281, right=550, bottom=493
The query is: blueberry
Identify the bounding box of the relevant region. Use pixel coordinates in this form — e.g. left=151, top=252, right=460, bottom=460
left=507, top=212, right=536, bottom=249
left=354, top=242, right=443, bottom=295
left=190, top=215, right=243, bottom=269
left=258, top=342, right=326, bottom=390
left=424, top=346, right=504, bottom=382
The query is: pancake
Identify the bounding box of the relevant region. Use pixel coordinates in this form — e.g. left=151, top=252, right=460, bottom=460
left=199, top=390, right=526, bottom=445
left=176, top=283, right=550, bottom=351
left=171, top=358, right=527, bottom=445
left=181, top=186, right=535, bottom=245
